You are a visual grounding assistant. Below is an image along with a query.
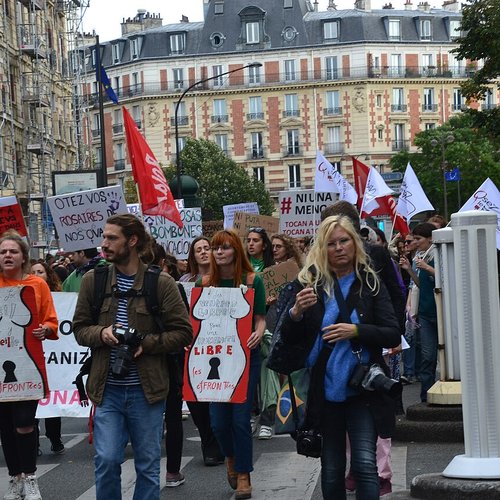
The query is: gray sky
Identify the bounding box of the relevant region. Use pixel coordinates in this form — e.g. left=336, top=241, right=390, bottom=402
left=81, top=0, right=412, bottom=42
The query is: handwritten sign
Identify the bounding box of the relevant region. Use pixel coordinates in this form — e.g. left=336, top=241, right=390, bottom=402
left=233, top=212, right=280, bottom=237
left=183, top=287, right=254, bottom=403
left=47, top=185, right=128, bottom=251
left=261, top=260, right=300, bottom=300
left=0, top=196, right=28, bottom=237
left=279, top=190, right=338, bottom=237
left=223, top=202, right=259, bottom=230
left=144, top=208, right=202, bottom=259
left=0, top=286, right=48, bottom=402
left=179, top=282, right=195, bottom=307
left=202, top=220, right=223, bottom=238
left=37, top=292, right=90, bottom=418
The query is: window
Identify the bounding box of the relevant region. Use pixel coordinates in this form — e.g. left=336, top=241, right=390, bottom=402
left=170, top=34, right=185, bottom=54
left=448, top=54, right=464, bottom=77
left=393, top=123, right=406, bottom=150
left=132, top=105, right=141, bottom=128
left=131, top=72, right=140, bottom=94
left=175, top=101, right=188, bottom=126
left=323, top=21, right=339, bottom=40
left=377, top=128, right=383, bottom=140
left=112, top=44, right=120, bottom=63
left=173, top=68, right=184, bottom=89
left=449, top=20, right=461, bottom=39
left=91, top=49, right=96, bottom=67
left=212, top=65, right=224, bottom=87
left=327, top=126, right=342, bottom=154
left=248, top=64, right=261, bottom=84
left=131, top=39, right=139, bottom=59
left=373, top=56, right=381, bottom=70
left=284, top=60, right=296, bottom=81
left=288, top=164, right=301, bottom=189
left=287, top=129, right=300, bottom=155
left=392, top=88, right=406, bottom=112
left=389, top=54, right=403, bottom=77
left=453, top=88, right=463, bottom=111
left=325, top=90, right=341, bottom=115
left=214, top=2, right=224, bottom=14
left=284, top=0, right=293, bottom=8
left=114, top=76, right=120, bottom=97
left=248, top=96, right=263, bottom=120
left=388, top=20, right=400, bottom=40
left=284, top=94, right=299, bottom=117
left=325, top=56, right=338, bottom=80
left=95, top=147, right=102, bottom=166
left=113, top=109, right=123, bottom=135
left=423, top=88, right=435, bottom=111
left=251, top=132, right=263, bottom=158
left=253, top=166, right=265, bottom=183
left=420, top=20, right=432, bottom=40
left=178, top=136, right=186, bottom=152
left=115, top=143, right=125, bottom=170
left=93, top=113, right=100, bottom=132
left=246, top=22, right=260, bottom=44
left=425, top=123, right=436, bottom=130
left=212, top=99, right=227, bottom=122
left=376, top=94, right=382, bottom=108
left=422, top=54, right=435, bottom=75
left=215, top=134, right=228, bottom=154
left=483, top=89, right=494, bottom=110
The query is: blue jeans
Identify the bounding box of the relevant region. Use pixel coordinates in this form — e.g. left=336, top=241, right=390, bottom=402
left=320, top=397, right=379, bottom=500
left=417, top=316, right=438, bottom=402
left=93, top=384, right=165, bottom=500
left=210, top=349, right=261, bottom=473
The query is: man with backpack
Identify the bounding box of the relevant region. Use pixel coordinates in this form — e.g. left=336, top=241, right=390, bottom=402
left=72, top=214, right=192, bottom=500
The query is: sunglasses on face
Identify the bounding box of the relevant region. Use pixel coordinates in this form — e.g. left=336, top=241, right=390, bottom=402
left=248, top=227, right=266, bottom=235
left=405, top=240, right=414, bottom=245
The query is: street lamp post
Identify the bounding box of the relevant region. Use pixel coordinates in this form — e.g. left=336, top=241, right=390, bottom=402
left=431, top=134, right=454, bottom=220
left=174, top=62, right=263, bottom=200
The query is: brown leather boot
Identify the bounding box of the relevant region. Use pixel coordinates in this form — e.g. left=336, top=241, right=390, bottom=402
left=235, top=472, right=252, bottom=499
left=226, top=457, right=238, bottom=490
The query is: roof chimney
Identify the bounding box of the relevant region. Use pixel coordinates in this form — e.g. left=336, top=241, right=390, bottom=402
left=354, top=0, right=371, bottom=11
left=327, top=0, right=337, bottom=10
left=313, top=0, right=319, bottom=12
left=442, top=0, right=459, bottom=11
left=180, top=15, right=189, bottom=23
left=405, top=0, right=413, bottom=9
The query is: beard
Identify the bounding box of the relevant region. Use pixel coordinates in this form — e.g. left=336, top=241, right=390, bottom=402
left=105, top=244, right=131, bottom=265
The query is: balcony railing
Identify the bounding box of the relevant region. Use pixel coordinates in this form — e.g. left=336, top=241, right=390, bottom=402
left=91, top=128, right=100, bottom=139
left=391, top=104, right=408, bottom=112
left=422, top=104, right=438, bottom=112
left=324, top=142, right=344, bottom=155
left=247, top=112, right=265, bottom=121
left=83, top=65, right=472, bottom=106
left=115, top=159, right=125, bottom=170
left=284, top=146, right=302, bottom=156
left=247, top=148, right=265, bottom=160
left=170, top=116, right=189, bottom=126
left=112, top=124, right=123, bottom=135
left=323, top=107, right=342, bottom=116
left=392, top=140, right=410, bottom=151
left=211, top=114, right=228, bottom=124
left=451, top=104, right=467, bottom=112
left=283, top=110, right=300, bottom=118
left=482, top=103, right=496, bottom=111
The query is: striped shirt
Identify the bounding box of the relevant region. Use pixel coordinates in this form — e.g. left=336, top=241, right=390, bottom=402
left=107, top=271, right=141, bottom=386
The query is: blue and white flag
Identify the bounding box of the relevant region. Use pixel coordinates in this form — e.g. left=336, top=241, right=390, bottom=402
left=396, top=163, right=434, bottom=222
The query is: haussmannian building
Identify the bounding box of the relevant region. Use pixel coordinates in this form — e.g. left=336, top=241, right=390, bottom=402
left=79, top=0, right=495, bottom=204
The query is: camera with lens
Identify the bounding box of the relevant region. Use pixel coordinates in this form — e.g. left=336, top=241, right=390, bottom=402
left=295, top=429, right=323, bottom=458
left=349, top=363, right=402, bottom=398
left=111, top=326, right=143, bottom=379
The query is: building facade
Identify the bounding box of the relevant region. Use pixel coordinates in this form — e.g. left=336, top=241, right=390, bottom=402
left=80, top=0, right=495, bottom=203
left=0, top=0, right=80, bottom=249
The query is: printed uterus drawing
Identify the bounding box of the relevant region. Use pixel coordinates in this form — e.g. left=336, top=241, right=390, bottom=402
left=188, top=287, right=250, bottom=402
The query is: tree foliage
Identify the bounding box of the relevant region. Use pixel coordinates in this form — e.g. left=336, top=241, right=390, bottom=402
left=163, top=138, right=274, bottom=220
left=453, top=0, right=500, bottom=100
left=390, top=114, right=500, bottom=216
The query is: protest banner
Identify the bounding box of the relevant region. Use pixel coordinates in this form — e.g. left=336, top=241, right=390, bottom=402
left=127, top=203, right=142, bottom=216
left=233, top=212, right=280, bottom=237
left=278, top=190, right=338, bottom=237
left=202, top=220, right=224, bottom=238
left=0, top=286, right=48, bottom=402
left=47, top=185, right=128, bottom=251
left=144, top=208, right=202, bottom=259
left=183, top=287, right=254, bottom=403
left=223, top=202, right=259, bottom=229
left=0, top=196, right=28, bottom=237
left=36, top=292, right=90, bottom=418
left=261, top=260, right=300, bottom=300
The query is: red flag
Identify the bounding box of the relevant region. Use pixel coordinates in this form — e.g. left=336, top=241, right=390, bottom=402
left=122, top=107, right=183, bottom=228
left=351, top=157, right=409, bottom=235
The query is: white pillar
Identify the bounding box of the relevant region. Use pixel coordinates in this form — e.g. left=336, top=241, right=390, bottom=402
left=443, top=211, right=500, bottom=479
left=433, top=227, right=460, bottom=379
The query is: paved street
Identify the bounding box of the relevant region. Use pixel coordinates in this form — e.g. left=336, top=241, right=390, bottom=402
left=0, top=383, right=464, bottom=499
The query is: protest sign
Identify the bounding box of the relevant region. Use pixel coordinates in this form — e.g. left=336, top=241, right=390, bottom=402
left=0, top=286, right=48, bottom=402
left=233, top=212, right=280, bottom=237
left=261, top=260, right=300, bottom=300
left=279, top=190, right=338, bottom=236
left=127, top=203, right=142, bottom=216
left=179, top=282, right=195, bottom=307
left=202, top=220, right=224, bottom=238
left=184, top=287, right=253, bottom=403
left=47, top=185, right=128, bottom=251
left=223, top=202, right=259, bottom=229
left=0, top=196, right=28, bottom=237
left=37, top=292, right=90, bottom=418
left=144, top=207, right=202, bottom=259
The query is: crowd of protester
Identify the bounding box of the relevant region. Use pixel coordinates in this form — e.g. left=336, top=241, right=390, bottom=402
left=0, top=202, right=451, bottom=500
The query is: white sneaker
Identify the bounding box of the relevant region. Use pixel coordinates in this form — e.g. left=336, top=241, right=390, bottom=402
left=23, top=475, right=42, bottom=500
left=4, top=476, right=23, bottom=500
left=258, top=425, right=273, bottom=440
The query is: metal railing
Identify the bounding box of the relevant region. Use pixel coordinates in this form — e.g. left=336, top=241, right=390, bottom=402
left=324, top=142, right=344, bottom=155
left=112, top=124, right=123, bottom=135
left=247, top=112, right=265, bottom=120
left=323, top=107, right=343, bottom=116
left=283, top=110, right=300, bottom=118
left=211, top=114, right=228, bottom=123
left=392, top=140, right=410, bottom=151
left=422, top=104, right=438, bottom=112
left=247, top=148, right=265, bottom=160
left=284, top=146, right=302, bottom=156
left=170, top=116, right=189, bottom=126
left=391, top=104, right=408, bottom=112
left=114, top=159, right=125, bottom=170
